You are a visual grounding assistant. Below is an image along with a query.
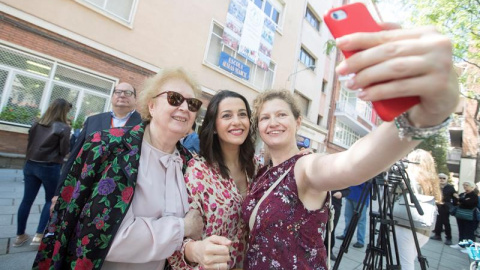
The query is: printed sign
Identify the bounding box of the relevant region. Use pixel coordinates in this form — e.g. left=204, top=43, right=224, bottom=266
left=219, top=52, right=250, bottom=80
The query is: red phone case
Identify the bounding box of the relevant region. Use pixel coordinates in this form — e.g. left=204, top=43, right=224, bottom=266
left=323, top=3, right=419, bottom=122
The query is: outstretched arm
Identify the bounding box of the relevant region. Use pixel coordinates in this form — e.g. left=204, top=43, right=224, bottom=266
left=297, top=26, right=458, bottom=193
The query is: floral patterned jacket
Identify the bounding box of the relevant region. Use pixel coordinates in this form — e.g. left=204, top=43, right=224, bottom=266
left=32, top=123, right=192, bottom=270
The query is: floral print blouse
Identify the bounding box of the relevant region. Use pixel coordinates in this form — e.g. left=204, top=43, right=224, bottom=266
left=168, top=156, right=249, bottom=269
left=241, top=154, right=330, bottom=270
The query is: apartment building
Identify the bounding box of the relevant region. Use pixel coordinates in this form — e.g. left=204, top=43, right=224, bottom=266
left=0, top=0, right=355, bottom=166
left=450, top=59, right=480, bottom=186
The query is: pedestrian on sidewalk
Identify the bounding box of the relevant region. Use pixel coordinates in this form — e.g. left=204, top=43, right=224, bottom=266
left=395, top=149, right=442, bottom=270
left=431, top=173, right=457, bottom=245
left=336, top=183, right=370, bottom=249
left=453, top=182, right=478, bottom=243
left=14, top=98, right=72, bottom=247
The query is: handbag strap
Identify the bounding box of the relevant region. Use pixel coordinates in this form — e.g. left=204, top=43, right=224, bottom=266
left=249, top=167, right=292, bottom=231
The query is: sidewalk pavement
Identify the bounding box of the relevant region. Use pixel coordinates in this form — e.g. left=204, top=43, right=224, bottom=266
left=0, top=168, right=475, bottom=269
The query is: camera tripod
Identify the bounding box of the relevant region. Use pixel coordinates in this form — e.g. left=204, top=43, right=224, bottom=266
left=333, top=162, right=429, bottom=270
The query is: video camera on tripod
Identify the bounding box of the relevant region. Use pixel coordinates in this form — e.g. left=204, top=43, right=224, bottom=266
left=333, top=160, right=430, bottom=270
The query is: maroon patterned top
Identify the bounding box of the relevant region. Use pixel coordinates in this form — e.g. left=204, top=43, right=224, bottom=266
left=242, top=154, right=330, bottom=269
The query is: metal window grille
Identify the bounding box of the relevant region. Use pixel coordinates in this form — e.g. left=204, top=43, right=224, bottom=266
left=0, top=44, right=115, bottom=127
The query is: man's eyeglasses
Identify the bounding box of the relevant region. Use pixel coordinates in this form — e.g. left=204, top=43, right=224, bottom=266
left=439, top=177, right=447, bottom=180
left=153, top=91, right=202, bottom=112
left=113, top=90, right=135, bottom=97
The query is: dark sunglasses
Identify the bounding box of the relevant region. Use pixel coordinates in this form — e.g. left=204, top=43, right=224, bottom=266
left=153, top=91, right=202, bottom=112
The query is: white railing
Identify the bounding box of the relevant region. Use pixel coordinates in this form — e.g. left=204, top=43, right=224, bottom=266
left=336, top=101, right=357, bottom=119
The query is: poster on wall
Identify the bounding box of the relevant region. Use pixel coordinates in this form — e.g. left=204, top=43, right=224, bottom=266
left=222, top=0, right=276, bottom=71
left=223, top=0, right=246, bottom=50
left=238, top=1, right=263, bottom=63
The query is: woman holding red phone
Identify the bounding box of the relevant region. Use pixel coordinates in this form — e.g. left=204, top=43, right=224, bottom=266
left=240, top=8, right=459, bottom=269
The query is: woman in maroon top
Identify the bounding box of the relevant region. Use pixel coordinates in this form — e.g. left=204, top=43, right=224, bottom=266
left=241, top=25, right=458, bottom=269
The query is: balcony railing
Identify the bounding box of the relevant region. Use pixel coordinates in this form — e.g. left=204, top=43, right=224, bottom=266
left=335, top=101, right=357, bottom=119
left=335, top=101, right=377, bottom=126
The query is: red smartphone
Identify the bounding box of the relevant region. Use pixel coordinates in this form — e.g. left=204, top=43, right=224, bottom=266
left=323, top=2, right=420, bottom=122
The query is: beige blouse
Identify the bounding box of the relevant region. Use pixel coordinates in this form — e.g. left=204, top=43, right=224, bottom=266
left=102, top=138, right=189, bottom=270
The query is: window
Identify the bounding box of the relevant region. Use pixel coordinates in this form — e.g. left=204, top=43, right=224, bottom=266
left=317, top=115, right=323, bottom=125
left=205, top=22, right=275, bottom=91
left=356, top=100, right=374, bottom=122
left=321, top=80, right=327, bottom=93
left=333, top=122, right=360, bottom=148
left=300, top=48, right=315, bottom=68
left=305, top=7, right=320, bottom=31
left=0, top=44, right=115, bottom=127
left=77, top=0, right=137, bottom=25
left=253, top=0, right=282, bottom=25
left=294, top=91, right=309, bottom=116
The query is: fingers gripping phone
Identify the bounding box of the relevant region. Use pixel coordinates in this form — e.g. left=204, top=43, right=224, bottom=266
left=323, top=3, right=420, bottom=122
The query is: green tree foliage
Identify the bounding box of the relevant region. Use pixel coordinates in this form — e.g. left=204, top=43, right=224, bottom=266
left=416, top=131, right=450, bottom=175
left=404, top=0, right=479, bottom=70
left=391, top=0, right=478, bottom=180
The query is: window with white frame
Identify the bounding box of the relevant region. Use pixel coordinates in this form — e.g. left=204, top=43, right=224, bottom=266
left=300, top=48, right=315, bottom=68
left=0, top=44, right=115, bottom=127
left=305, top=7, right=320, bottom=31
left=294, top=91, right=309, bottom=116
left=333, top=121, right=360, bottom=148
left=338, top=87, right=357, bottom=111
left=253, top=0, right=283, bottom=25
left=356, top=100, right=373, bottom=121
left=205, top=22, right=276, bottom=91
left=76, top=0, right=137, bottom=25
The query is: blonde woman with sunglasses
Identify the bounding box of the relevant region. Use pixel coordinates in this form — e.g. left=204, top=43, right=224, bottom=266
left=34, top=68, right=205, bottom=270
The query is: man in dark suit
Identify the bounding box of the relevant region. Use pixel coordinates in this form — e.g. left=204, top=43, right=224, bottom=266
left=51, top=82, right=142, bottom=209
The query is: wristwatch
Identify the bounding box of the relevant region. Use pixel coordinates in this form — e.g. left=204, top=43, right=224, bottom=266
left=394, top=112, right=452, bottom=141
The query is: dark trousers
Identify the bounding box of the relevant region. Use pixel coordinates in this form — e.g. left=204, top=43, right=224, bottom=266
left=326, top=203, right=342, bottom=252
left=17, top=160, right=60, bottom=235
left=434, top=204, right=452, bottom=239
left=456, top=217, right=478, bottom=242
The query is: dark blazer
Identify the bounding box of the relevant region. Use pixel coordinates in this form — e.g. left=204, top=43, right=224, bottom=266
left=55, top=111, right=141, bottom=195
left=33, top=123, right=193, bottom=270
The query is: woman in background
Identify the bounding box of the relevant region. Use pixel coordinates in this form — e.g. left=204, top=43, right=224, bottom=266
left=395, top=149, right=442, bottom=270
left=14, top=98, right=71, bottom=247
left=453, top=181, right=478, bottom=243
